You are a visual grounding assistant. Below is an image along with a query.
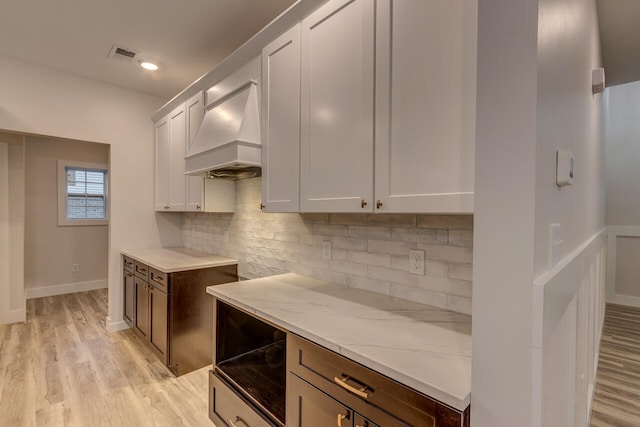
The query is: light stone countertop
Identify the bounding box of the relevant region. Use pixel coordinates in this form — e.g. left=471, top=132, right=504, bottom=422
left=206, top=272, right=471, bottom=410
left=121, top=247, right=237, bottom=273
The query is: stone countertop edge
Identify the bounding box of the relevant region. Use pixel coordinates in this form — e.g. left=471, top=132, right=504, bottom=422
left=121, top=247, right=238, bottom=273
left=206, top=273, right=472, bottom=411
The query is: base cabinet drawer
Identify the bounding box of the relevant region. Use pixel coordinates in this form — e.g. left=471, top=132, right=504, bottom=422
left=209, top=371, right=276, bottom=427
left=288, top=372, right=389, bottom=427
left=287, top=334, right=469, bottom=427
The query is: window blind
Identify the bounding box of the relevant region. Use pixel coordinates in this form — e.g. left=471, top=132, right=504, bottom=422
left=66, top=167, right=107, bottom=220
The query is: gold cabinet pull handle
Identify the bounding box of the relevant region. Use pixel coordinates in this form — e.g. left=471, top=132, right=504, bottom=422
left=260, top=203, right=265, bottom=210
left=337, top=412, right=350, bottom=427
left=229, top=416, right=247, bottom=427
left=376, top=200, right=382, bottom=209
left=361, top=199, right=367, bottom=208
left=152, top=275, right=163, bottom=283
left=333, top=375, right=370, bottom=399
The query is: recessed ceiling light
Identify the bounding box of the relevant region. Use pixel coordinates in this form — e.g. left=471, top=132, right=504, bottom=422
left=138, top=60, right=159, bottom=71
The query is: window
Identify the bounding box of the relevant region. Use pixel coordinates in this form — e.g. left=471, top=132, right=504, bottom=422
left=58, top=160, right=108, bottom=226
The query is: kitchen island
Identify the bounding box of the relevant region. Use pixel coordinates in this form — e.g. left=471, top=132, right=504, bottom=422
left=207, top=272, right=471, bottom=426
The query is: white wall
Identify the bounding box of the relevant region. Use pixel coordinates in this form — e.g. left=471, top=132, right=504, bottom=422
left=535, top=0, right=605, bottom=276
left=24, top=136, right=109, bottom=298
left=473, top=0, right=606, bottom=426
left=0, top=55, right=182, bottom=329
left=0, top=134, right=26, bottom=324
left=8, top=139, right=25, bottom=322
left=604, top=81, right=640, bottom=306
left=0, top=143, right=11, bottom=322
left=605, top=81, right=640, bottom=226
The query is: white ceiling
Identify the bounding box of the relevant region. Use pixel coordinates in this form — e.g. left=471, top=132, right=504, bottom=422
left=597, top=0, right=640, bottom=87
left=0, top=0, right=296, bottom=99
left=1, top=1, right=636, bottom=99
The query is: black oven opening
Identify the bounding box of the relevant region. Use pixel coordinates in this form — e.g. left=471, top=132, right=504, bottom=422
left=216, top=301, right=286, bottom=425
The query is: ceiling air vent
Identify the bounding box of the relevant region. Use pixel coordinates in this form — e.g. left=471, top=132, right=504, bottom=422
left=107, top=45, right=139, bottom=62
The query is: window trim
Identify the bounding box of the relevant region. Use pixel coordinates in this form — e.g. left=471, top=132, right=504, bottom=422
left=57, top=160, right=109, bottom=226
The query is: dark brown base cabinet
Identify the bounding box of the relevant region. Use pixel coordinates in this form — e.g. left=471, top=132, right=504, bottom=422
left=287, top=334, right=470, bottom=427
left=123, top=255, right=237, bottom=375
left=208, top=299, right=470, bottom=427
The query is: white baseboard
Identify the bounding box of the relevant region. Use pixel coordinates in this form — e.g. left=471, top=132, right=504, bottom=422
left=0, top=308, right=26, bottom=325
left=106, top=317, right=130, bottom=333
left=608, top=294, right=640, bottom=308
left=25, top=279, right=107, bottom=300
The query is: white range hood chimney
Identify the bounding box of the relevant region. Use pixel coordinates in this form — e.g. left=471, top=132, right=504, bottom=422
left=185, top=80, right=261, bottom=177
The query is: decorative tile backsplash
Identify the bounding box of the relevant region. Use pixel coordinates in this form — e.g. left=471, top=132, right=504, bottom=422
left=181, top=178, right=473, bottom=315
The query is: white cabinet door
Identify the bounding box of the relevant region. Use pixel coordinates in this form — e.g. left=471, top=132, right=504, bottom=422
left=155, top=116, right=171, bottom=211
left=374, top=0, right=476, bottom=213
left=169, top=104, right=187, bottom=210
left=300, top=0, right=375, bottom=213
left=186, top=92, right=205, bottom=211
left=261, top=24, right=301, bottom=213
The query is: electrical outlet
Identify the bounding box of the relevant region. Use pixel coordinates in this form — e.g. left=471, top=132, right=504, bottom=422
left=72, top=264, right=80, bottom=273
left=409, top=250, right=425, bottom=275
left=322, top=240, right=332, bottom=261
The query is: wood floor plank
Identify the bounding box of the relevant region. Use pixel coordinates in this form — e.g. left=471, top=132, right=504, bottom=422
left=0, top=289, right=212, bottom=427
left=591, top=303, right=640, bottom=426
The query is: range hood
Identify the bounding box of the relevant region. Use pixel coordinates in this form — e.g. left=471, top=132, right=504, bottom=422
left=185, top=80, right=261, bottom=178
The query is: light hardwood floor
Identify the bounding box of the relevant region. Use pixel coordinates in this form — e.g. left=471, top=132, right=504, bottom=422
left=591, top=303, right=640, bottom=427
left=0, top=289, right=212, bottom=427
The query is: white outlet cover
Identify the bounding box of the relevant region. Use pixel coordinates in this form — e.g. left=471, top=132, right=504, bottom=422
left=409, top=250, right=425, bottom=275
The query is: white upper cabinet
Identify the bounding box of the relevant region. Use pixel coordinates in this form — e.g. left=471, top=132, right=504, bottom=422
left=374, top=0, right=476, bottom=213
left=185, top=92, right=205, bottom=211
left=300, top=0, right=375, bottom=213
left=154, top=97, right=204, bottom=212
left=154, top=104, right=188, bottom=212
left=168, top=104, right=187, bottom=210
left=155, top=116, right=171, bottom=211
left=261, top=24, right=301, bottom=213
